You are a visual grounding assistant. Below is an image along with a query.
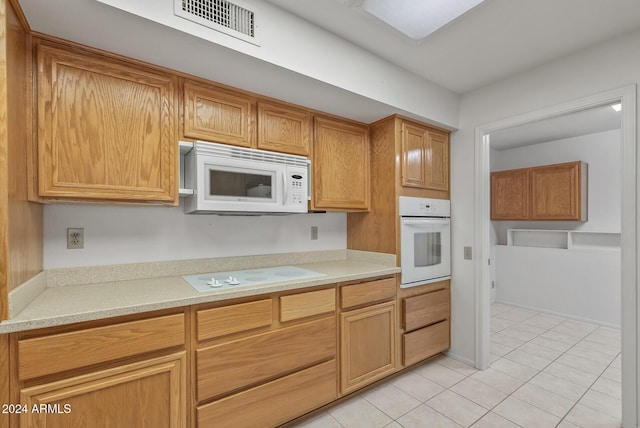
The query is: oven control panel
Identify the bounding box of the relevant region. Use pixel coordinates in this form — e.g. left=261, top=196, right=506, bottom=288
left=399, top=196, right=450, bottom=217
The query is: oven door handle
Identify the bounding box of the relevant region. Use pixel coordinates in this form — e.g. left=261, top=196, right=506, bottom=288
left=402, top=219, right=450, bottom=225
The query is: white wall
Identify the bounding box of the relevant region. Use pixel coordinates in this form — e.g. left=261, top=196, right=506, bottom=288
left=24, top=0, right=459, bottom=128
left=491, top=129, right=621, bottom=244
left=495, top=245, right=620, bottom=327
left=450, top=28, right=640, bottom=364
left=43, top=205, right=346, bottom=269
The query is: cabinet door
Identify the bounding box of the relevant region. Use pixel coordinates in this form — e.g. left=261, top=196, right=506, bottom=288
left=340, top=301, right=396, bottom=394
left=183, top=80, right=255, bottom=147
left=531, top=161, right=585, bottom=221
left=425, top=129, right=450, bottom=192
left=257, top=101, right=311, bottom=156
left=36, top=42, right=178, bottom=203
left=312, top=116, right=370, bottom=211
left=401, top=122, right=428, bottom=188
left=491, top=168, right=530, bottom=220
left=20, top=352, right=186, bottom=428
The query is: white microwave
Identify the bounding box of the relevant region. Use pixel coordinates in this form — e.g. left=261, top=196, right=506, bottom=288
left=182, top=141, right=310, bottom=214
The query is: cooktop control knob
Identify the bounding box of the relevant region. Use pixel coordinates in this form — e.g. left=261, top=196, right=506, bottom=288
left=207, top=278, right=223, bottom=287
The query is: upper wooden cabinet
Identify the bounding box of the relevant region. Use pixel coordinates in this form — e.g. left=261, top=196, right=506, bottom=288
left=401, top=121, right=450, bottom=192
left=491, top=168, right=530, bottom=220
left=312, top=116, right=370, bottom=211
left=257, top=101, right=311, bottom=156
left=532, top=161, right=587, bottom=220
left=491, top=161, right=587, bottom=221
left=347, top=116, right=450, bottom=257
left=35, top=41, right=178, bottom=204
left=183, top=79, right=255, bottom=147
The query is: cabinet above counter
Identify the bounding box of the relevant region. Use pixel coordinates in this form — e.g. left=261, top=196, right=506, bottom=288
left=28, top=35, right=450, bottom=213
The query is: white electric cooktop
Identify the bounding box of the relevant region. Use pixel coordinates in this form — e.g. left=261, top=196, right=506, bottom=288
left=183, top=265, right=326, bottom=292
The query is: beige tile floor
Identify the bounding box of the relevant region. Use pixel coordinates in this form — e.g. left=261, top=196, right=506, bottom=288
left=292, top=303, right=621, bottom=428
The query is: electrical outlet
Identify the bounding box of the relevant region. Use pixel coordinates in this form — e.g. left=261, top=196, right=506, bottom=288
left=310, top=226, right=318, bottom=240
left=67, top=228, right=84, bottom=249
left=464, top=246, right=472, bottom=260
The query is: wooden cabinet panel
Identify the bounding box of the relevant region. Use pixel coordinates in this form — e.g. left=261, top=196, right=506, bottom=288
left=531, top=161, right=587, bottom=221
left=257, top=101, right=311, bottom=156
left=491, top=168, right=530, bottom=220
left=183, top=80, right=255, bottom=147
left=197, top=299, right=272, bottom=341
left=36, top=42, right=178, bottom=203
left=312, top=116, right=370, bottom=211
left=401, top=121, right=450, bottom=192
left=340, top=277, right=396, bottom=310
left=401, top=122, right=428, bottom=188
left=197, top=360, right=336, bottom=428
left=340, top=301, right=396, bottom=394
left=280, top=288, right=335, bottom=322
left=491, top=161, right=587, bottom=221
left=20, top=352, right=186, bottom=428
left=403, top=288, right=450, bottom=332
left=425, top=130, right=450, bottom=192
left=197, top=316, right=335, bottom=401
left=403, top=319, right=450, bottom=366
left=18, top=313, right=185, bottom=380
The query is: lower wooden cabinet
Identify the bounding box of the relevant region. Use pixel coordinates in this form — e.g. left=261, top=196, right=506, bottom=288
left=20, top=353, right=187, bottom=428
left=196, top=316, right=336, bottom=401
left=8, top=279, right=457, bottom=427
left=197, top=360, right=336, bottom=428
left=403, top=320, right=450, bottom=366
left=340, top=300, right=397, bottom=394
left=399, top=280, right=451, bottom=368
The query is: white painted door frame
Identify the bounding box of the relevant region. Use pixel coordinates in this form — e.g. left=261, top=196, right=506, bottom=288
left=473, top=85, right=637, bottom=426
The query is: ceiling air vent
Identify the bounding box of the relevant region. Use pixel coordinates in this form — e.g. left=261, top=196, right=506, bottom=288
left=175, top=0, right=259, bottom=45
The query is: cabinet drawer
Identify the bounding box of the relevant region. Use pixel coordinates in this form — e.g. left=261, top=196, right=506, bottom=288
left=197, top=360, right=336, bottom=428
left=340, top=277, right=396, bottom=309
left=403, top=319, right=450, bottom=367
left=280, top=288, right=335, bottom=322
left=197, top=299, right=272, bottom=341
left=18, top=314, right=185, bottom=380
left=196, top=316, right=335, bottom=401
left=403, top=288, right=450, bottom=332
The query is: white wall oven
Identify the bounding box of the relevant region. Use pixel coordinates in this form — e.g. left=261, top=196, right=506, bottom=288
left=400, top=197, right=451, bottom=288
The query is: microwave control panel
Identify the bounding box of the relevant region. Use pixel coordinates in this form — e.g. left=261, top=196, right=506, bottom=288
left=289, top=173, right=306, bottom=206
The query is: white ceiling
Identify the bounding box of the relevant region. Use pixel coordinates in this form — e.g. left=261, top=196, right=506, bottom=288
left=265, top=0, right=640, bottom=94
left=490, top=104, right=621, bottom=150
left=15, top=0, right=637, bottom=140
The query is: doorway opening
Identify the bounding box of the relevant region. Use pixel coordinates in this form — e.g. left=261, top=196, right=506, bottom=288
left=474, top=86, right=636, bottom=426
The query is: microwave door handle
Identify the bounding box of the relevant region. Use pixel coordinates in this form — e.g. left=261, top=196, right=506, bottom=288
left=402, top=219, right=450, bottom=225
left=282, top=171, right=287, bottom=205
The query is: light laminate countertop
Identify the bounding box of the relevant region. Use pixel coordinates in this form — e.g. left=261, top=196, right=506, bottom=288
left=1, top=251, right=400, bottom=333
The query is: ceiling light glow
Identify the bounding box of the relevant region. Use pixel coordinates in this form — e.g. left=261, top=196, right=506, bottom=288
left=360, top=0, right=485, bottom=41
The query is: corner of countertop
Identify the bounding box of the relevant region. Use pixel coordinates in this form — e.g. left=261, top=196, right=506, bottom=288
left=8, top=271, right=48, bottom=318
